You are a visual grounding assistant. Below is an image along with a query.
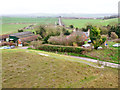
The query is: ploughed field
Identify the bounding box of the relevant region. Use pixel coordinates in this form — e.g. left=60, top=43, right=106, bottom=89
left=2, top=49, right=118, bottom=88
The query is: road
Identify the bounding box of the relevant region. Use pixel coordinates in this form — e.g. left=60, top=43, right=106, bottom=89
left=58, top=17, right=62, bottom=26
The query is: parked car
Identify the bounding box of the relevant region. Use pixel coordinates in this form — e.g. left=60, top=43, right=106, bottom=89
left=113, top=43, right=120, bottom=47
left=10, top=45, right=15, bottom=49
left=82, top=44, right=91, bottom=48
left=0, top=46, right=11, bottom=49
left=98, top=46, right=103, bottom=49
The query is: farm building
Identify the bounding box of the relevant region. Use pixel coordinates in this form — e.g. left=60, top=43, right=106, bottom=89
left=9, top=31, right=41, bottom=43
left=0, top=34, right=9, bottom=42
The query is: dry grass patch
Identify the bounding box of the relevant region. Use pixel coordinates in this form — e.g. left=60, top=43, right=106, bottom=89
left=2, top=49, right=118, bottom=88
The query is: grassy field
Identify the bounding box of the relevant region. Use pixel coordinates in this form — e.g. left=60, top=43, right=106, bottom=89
left=2, top=49, right=118, bottom=88
left=2, top=24, right=31, bottom=34
left=84, top=48, right=118, bottom=64
left=2, top=17, right=58, bottom=24
left=62, top=18, right=118, bottom=28
left=2, top=17, right=58, bottom=34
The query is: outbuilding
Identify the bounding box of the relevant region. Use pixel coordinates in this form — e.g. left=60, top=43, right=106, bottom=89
left=9, top=31, right=40, bottom=45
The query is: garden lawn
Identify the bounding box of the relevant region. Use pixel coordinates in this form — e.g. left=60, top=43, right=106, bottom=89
left=2, top=49, right=118, bottom=88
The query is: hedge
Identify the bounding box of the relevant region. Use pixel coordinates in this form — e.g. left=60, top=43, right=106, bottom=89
left=37, top=44, right=91, bottom=54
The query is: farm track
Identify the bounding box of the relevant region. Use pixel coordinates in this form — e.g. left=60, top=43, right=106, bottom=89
left=71, top=56, right=118, bottom=68
left=23, top=48, right=118, bottom=69
left=16, top=46, right=118, bottom=69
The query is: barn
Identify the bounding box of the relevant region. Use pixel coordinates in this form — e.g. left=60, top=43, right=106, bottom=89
left=9, top=31, right=40, bottom=43
left=0, top=34, right=9, bottom=42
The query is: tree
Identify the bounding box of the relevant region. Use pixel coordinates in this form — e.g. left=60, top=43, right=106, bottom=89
left=82, top=25, right=93, bottom=32
left=69, top=25, right=74, bottom=28
left=64, top=30, right=70, bottom=35
left=35, top=25, right=46, bottom=38
left=62, top=28, right=70, bottom=35
left=90, top=26, right=106, bottom=49
left=111, top=32, right=118, bottom=39
left=108, top=25, right=120, bottom=38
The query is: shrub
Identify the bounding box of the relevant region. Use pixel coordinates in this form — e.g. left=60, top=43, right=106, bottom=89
left=48, top=31, right=86, bottom=46
left=18, top=29, right=23, bottom=32
left=114, top=39, right=120, bottom=43
left=69, top=25, right=74, bottom=28
left=63, top=30, right=70, bottom=35
left=23, top=42, right=29, bottom=46
left=30, top=41, right=43, bottom=49
left=111, top=32, right=118, bottom=39
left=100, top=27, right=108, bottom=35
left=0, top=42, right=13, bottom=46
left=37, top=44, right=91, bottom=54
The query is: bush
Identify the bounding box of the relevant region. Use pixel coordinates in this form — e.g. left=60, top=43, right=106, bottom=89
left=100, top=27, right=108, bottom=35
left=0, top=42, right=13, bottom=46
left=69, top=25, right=74, bottom=28
left=37, top=44, right=91, bottom=54
left=23, top=42, right=29, bottom=46
left=114, top=39, right=120, bottom=43
left=48, top=31, right=86, bottom=46
left=30, top=41, right=43, bottom=49
left=18, top=29, right=23, bottom=32
left=111, top=32, right=118, bottom=39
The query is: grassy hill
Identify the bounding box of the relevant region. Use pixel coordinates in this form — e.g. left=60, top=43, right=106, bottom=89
left=62, top=18, right=118, bottom=28
left=2, top=49, right=118, bottom=88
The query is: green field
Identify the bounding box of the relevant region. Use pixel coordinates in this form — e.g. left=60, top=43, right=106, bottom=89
left=2, top=17, right=58, bottom=24
left=2, top=17, right=58, bottom=34
left=2, top=24, right=31, bottom=34
left=62, top=18, right=118, bottom=28
left=2, top=49, right=118, bottom=88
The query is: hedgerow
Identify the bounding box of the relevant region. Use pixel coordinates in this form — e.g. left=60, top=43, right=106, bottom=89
left=37, top=44, right=91, bottom=54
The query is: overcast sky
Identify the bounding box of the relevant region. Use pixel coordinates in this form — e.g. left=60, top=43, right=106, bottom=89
left=0, top=0, right=119, bottom=15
